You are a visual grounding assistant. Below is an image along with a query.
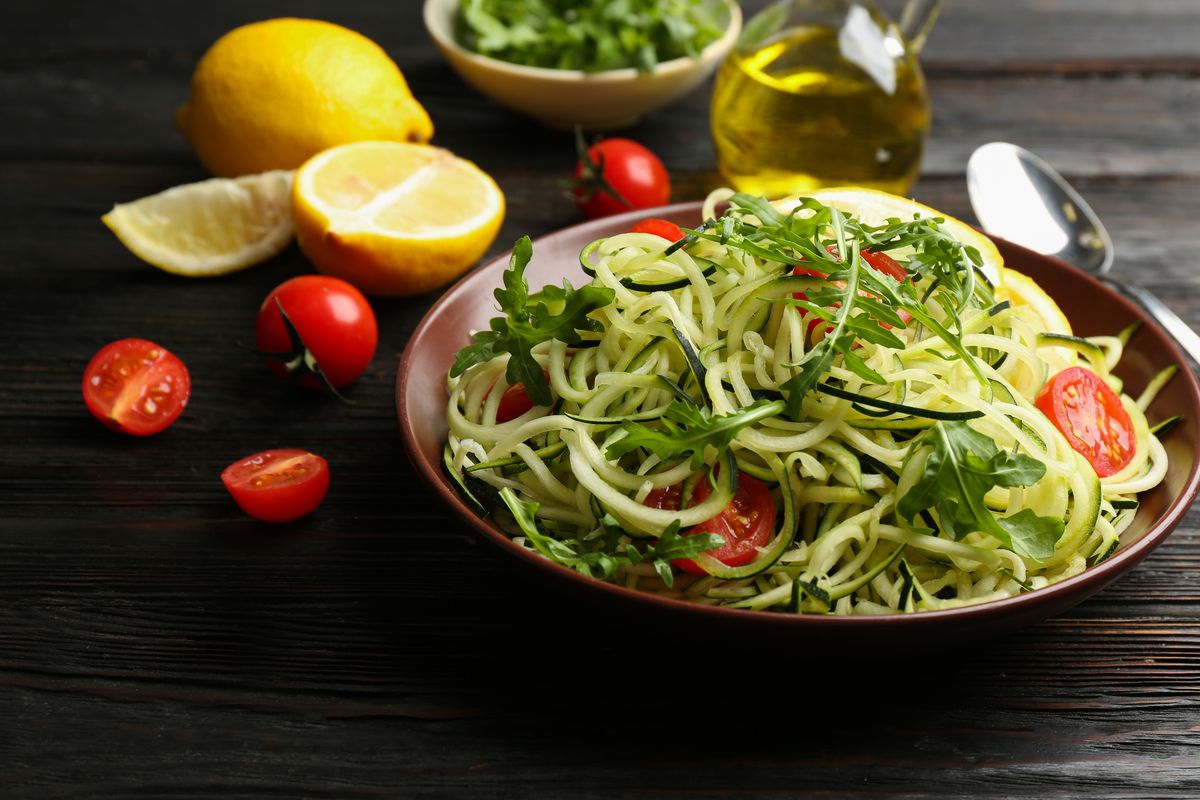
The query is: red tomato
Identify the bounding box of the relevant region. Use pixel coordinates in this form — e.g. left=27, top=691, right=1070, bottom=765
left=643, top=483, right=682, bottom=511
left=256, top=276, right=378, bottom=390
left=858, top=249, right=907, bottom=281
left=221, top=449, right=330, bottom=522
left=793, top=247, right=908, bottom=285
left=644, top=471, right=776, bottom=575
left=791, top=248, right=910, bottom=339
left=628, top=218, right=684, bottom=242
left=492, top=370, right=551, bottom=422
left=81, top=338, right=190, bottom=436
left=497, top=382, right=535, bottom=422
left=1035, top=367, right=1136, bottom=477
left=573, top=138, right=670, bottom=220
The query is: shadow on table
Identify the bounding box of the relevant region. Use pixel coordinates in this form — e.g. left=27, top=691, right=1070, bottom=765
left=357, top=557, right=1024, bottom=736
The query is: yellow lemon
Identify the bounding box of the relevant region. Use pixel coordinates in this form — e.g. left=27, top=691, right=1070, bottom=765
left=996, top=269, right=1072, bottom=335
left=102, top=170, right=294, bottom=276
left=779, top=187, right=1007, bottom=288
left=176, top=18, right=433, bottom=177
left=292, top=141, right=505, bottom=296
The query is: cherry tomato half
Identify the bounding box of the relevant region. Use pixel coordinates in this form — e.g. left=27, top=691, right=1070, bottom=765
left=82, top=338, right=190, bottom=436
left=644, top=471, right=776, bottom=575
left=792, top=247, right=908, bottom=286
left=497, top=382, right=536, bottom=422
left=792, top=248, right=910, bottom=338
left=628, top=218, right=685, bottom=242
left=256, top=276, right=378, bottom=390
left=1035, top=366, right=1136, bottom=478
left=573, top=138, right=670, bottom=220
left=858, top=249, right=907, bottom=282
left=491, top=370, right=551, bottom=423
left=221, top=449, right=330, bottom=522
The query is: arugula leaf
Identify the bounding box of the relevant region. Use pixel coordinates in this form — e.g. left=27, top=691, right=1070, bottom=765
left=778, top=209, right=886, bottom=417
left=692, top=194, right=996, bottom=418
left=779, top=334, right=846, bottom=411
left=626, top=520, right=725, bottom=588
left=897, top=421, right=1064, bottom=559
left=499, top=488, right=621, bottom=579
left=501, top=489, right=722, bottom=587
left=450, top=237, right=614, bottom=406
left=604, top=399, right=785, bottom=468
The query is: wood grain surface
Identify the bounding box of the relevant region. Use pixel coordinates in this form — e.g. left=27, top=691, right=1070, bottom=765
left=3, top=1, right=1199, bottom=797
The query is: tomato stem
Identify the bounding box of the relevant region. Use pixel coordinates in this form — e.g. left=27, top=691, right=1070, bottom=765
left=571, top=125, right=632, bottom=208
left=259, top=297, right=354, bottom=404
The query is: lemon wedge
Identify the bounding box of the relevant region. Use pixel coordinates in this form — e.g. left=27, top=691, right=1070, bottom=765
left=102, top=171, right=295, bottom=276
left=292, top=141, right=505, bottom=296
left=777, top=187, right=1006, bottom=288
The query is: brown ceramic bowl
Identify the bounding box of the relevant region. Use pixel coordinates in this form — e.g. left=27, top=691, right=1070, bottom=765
left=398, top=202, right=1200, bottom=645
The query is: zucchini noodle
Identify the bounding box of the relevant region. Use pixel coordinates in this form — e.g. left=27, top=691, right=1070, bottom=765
left=444, top=192, right=1171, bottom=614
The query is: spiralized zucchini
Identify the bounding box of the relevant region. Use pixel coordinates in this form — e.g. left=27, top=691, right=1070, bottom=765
left=444, top=193, right=1170, bottom=614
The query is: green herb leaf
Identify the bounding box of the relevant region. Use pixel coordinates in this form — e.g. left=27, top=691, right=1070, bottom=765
left=450, top=236, right=614, bottom=406
left=456, top=0, right=724, bottom=74
left=637, top=520, right=725, bottom=588
left=699, top=193, right=996, bottom=418
left=499, top=489, right=722, bottom=587
left=605, top=399, right=785, bottom=468
left=897, top=421, right=1064, bottom=559
left=499, top=488, right=621, bottom=579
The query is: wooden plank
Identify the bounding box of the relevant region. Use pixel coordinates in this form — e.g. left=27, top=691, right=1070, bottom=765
left=5, top=161, right=1199, bottom=303
left=3, top=2, right=1200, bottom=796
left=6, top=0, right=1200, bottom=67
left=1, top=587, right=1199, bottom=796
left=2, top=6, right=1199, bottom=178
left=912, top=0, right=1200, bottom=66
left=2, top=65, right=1198, bottom=180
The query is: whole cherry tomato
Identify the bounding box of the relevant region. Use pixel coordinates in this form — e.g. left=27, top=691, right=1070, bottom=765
left=644, top=471, right=776, bottom=575
left=82, top=338, right=190, bottom=436
left=628, top=218, right=685, bottom=242
left=573, top=136, right=670, bottom=220
left=256, top=275, right=377, bottom=391
left=221, top=449, right=330, bottom=522
left=1035, top=366, right=1136, bottom=477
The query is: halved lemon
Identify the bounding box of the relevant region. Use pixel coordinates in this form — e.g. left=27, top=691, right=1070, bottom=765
left=996, top=269, right=1072, bottom=336
left=102, top=170, right=294, bottom=276
left=292, top=141, right=505, bottom=296
left=997, top=268, right=1077, bottom=373
left=777, top=187, right=1006, bottom=288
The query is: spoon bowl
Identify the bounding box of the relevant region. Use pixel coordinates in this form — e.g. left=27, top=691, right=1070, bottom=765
left=968, top=142, right=1113, bottom=275
left=968, top=141, right=1200, bottom=366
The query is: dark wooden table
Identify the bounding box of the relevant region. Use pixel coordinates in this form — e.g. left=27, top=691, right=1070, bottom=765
left=4, top=1, right=1200, bottom=796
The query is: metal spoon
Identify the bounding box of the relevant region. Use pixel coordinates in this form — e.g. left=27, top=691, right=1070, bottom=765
left=967, top=141, right=1200, bottom=366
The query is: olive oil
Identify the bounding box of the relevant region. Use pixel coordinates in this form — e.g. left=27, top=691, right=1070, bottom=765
left=711, top=23, right=931, bottom=198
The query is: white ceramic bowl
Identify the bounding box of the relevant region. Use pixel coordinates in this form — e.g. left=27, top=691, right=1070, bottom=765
left=423, top=0, right=742, bottom=131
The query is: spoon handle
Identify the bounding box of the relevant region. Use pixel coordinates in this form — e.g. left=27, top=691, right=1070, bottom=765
left=1104, top=278, right=1200, bottom=368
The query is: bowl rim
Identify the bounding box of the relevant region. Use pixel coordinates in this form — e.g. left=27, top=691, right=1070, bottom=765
left=397, top=200, right=1200, bottom=630
left=422, top=0, right=744, bottom=83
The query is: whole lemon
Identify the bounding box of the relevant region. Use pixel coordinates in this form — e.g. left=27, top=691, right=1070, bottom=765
left=176, top=18, right=434, bottom=177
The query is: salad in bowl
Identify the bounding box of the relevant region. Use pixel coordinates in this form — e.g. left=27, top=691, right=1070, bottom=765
left=438, top=189, right=1180, bottom=616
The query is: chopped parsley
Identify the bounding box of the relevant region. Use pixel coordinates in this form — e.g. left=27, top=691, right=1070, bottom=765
left=456, top=0, right=726, bottom=73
